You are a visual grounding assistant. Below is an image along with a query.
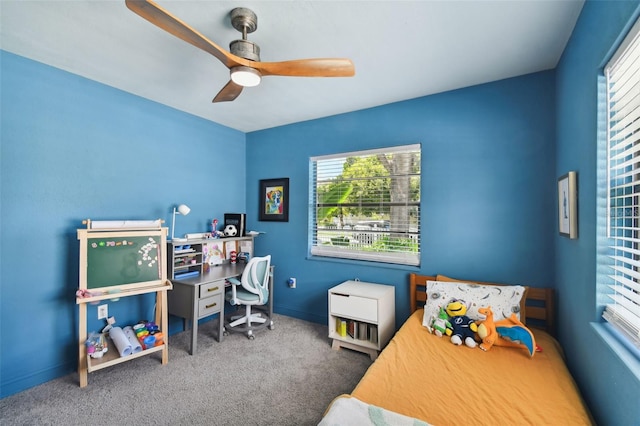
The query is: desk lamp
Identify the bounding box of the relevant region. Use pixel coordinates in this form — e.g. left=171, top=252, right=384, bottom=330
left=171, top=204, right=191, bottom=241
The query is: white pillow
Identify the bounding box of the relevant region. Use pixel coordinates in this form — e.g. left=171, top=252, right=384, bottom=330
left=422, top=280, right=526, bottom=329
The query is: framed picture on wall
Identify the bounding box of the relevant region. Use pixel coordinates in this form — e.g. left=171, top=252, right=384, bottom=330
left=558, top=171, right=578, bottom=239
left=259, top=178, right=289, bottom=222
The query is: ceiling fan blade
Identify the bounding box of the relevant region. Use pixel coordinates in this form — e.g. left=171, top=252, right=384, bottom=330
left=254, top=58, right=355, bottom=77
left=125, top=0, right=240, bottom=69
left=212, top=80, right=243, bottom=103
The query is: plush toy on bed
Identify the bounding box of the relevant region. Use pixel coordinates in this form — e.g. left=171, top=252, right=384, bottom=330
left=477, top=306, right=536, bottom=357
left=428, top=306, right=451, bottom=337
left=444, top=299, right=478, bottom=348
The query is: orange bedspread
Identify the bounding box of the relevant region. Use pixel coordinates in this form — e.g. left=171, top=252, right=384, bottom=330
left=350, top=309, right=593, bottom=425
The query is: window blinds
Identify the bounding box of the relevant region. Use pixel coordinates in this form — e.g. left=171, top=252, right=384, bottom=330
left=604, top=19, right=640, bottom=349
left=309, top=144, right=421, bottom=266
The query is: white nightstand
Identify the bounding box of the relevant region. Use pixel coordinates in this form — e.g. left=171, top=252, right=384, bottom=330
left=328, top=280, right=395, bottom=360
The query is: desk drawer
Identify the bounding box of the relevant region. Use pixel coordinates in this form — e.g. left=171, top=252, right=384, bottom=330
left=198, top=293, right=222, bottom=318
left=199, top=281, right=224, bottom=299
left=330, top=293, right=377, bottom=323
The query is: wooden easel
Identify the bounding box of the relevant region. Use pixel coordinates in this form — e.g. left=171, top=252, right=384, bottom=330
left=76, top=219, right=172, bottom=387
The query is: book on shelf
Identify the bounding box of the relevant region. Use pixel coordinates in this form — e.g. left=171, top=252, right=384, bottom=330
left=358, top=322, right=369, bottom=340
left=369, top=324, right=378, bottom=344
left=347, top=320, right=357, bottom=339
left=224, top=213, right=246, bottom=237
left=336, top=318, right=347, bottom=337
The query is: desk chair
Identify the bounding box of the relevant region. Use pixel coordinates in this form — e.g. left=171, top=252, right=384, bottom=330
left=224, top=255, right=274, bottom=340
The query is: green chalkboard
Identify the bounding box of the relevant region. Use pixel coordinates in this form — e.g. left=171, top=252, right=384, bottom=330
left=86, top=235, right=162, bottom=289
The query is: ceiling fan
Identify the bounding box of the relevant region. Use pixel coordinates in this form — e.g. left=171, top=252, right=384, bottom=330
left=125, top=0, right=355, bottom=103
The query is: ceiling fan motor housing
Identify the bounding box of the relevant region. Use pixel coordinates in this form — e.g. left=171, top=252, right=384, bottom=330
left=230, top=39, right=260, bottom=62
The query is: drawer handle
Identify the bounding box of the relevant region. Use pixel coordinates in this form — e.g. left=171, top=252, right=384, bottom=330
left=333, top=293, right=350, bottom=297
left=205, top=302, right=217, bottom=309
left=207, top=286, right=219, bottom=292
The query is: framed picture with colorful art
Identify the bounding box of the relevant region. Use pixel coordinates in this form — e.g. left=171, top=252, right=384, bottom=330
left=259, top=178, right=289, bottom=222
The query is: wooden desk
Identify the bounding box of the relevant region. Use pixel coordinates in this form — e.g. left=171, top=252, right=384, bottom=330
left=169, top=263, right=274, bottom=354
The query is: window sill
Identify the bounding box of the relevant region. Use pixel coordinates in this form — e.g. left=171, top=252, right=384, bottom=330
left=306, top=254, right=421, bottom=271
left=591, top=322, right=640, bottom=382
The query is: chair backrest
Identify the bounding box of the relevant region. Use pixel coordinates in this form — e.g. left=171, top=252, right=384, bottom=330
left=241, top=255, right=271, bottom=304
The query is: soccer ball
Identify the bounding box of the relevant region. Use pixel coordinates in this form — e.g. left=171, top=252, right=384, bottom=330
left=224, top=224, right=238, bottom=237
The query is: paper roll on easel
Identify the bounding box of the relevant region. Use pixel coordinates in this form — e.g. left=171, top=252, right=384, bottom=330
left=123, top=326, right=143, bottom=353
left=109, top=327, right=132, bottom=357
left=90, top=220, right=162, bottom=229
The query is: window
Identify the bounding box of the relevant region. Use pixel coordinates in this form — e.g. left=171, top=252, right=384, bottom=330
left=602, top=18, right=640, bottom=350
left=309, top=144, right=421, bottom=266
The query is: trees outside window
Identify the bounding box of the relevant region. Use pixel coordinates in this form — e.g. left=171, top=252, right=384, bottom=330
left=310, top=144, right=421, bottom=266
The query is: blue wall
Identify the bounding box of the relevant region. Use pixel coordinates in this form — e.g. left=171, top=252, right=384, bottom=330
left=247, top=71, right=557, bottom=324
left=0, top=51, right=246, bottom=397
left=555, top=0, right=640, bottom=424
left=1, top=49, right=557, bottom=397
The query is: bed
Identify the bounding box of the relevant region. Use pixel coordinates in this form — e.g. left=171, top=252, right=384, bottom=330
left=320, top=273, right=593, bottom=426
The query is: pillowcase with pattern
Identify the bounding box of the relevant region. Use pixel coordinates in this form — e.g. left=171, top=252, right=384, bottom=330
left=422, top=280, right=526, bottom=329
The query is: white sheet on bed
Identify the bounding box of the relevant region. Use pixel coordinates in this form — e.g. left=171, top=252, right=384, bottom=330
left=318, top=395, right=430, bottom=426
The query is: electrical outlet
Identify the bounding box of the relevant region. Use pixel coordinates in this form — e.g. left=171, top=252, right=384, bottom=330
left=288, top=277, right=296, bottom=288
left=98, top=304, right=108, bottom=320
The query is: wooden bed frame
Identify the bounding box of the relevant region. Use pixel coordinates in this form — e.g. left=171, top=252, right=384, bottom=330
left=409, top=273, right=556, bottom=335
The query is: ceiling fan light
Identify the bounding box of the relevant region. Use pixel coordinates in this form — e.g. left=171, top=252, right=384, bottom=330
left=231, top=66, right=262, bottom=87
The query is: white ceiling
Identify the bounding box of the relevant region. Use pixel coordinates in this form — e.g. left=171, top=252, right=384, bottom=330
left=1, top=0, right=584, bottom=133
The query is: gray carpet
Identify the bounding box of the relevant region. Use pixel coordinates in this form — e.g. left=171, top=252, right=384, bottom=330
left=0, top=314, right=372, bottom=426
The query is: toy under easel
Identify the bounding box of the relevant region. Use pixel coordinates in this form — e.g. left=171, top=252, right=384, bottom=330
left=75, top=219, right=173, bottom=388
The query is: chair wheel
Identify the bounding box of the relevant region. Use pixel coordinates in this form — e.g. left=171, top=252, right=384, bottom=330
left=223, top=331, right=229, bottom=336
left=248, top=334, right=255, bottom=340
left=268, top=323, right=275, bottom=330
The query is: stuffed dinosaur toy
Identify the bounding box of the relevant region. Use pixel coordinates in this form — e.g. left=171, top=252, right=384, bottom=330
left=477, top=306, right=536, bottom=357
left=428, top=306, right=451, bottom=337
left=444, top=299, right=478, bottom=348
